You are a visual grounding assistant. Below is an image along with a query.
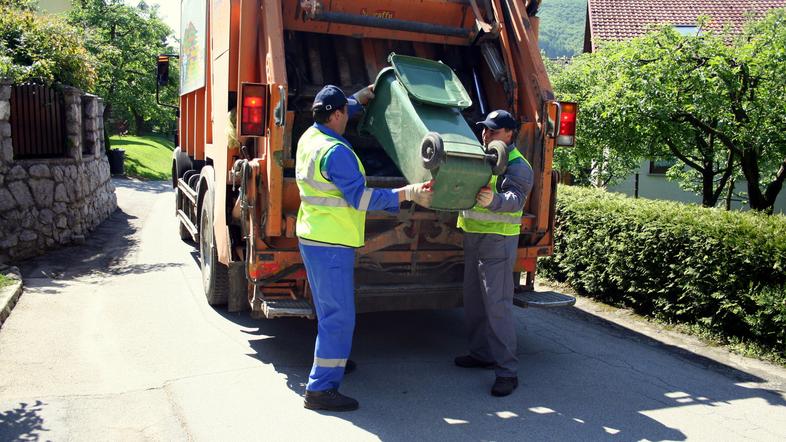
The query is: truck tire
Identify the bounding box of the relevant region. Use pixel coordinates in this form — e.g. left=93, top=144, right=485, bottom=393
left=199, top=186, right=229, bottom=306
left=172, top=146, right=192, bottom=188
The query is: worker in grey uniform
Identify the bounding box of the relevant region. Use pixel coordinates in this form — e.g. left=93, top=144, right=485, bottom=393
left=455, top=110, right=534, bottom=397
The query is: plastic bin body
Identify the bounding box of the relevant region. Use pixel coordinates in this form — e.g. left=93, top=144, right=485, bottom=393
left=360, top=58, right=490, bottom=211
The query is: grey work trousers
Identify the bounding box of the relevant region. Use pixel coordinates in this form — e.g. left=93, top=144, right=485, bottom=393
left=463, top=232, right=519, bottom=377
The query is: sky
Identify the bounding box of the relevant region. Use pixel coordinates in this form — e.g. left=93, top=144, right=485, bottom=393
left=126, top=0, right=180, bottom=36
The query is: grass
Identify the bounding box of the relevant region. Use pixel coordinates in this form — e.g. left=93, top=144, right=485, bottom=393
left=0, top=274, right=14, bottom=288
left=109, top=134, right=174, bottom=180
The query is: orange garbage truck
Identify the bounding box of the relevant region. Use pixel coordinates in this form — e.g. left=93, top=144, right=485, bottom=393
left=159, top=0, right=577, bottom=318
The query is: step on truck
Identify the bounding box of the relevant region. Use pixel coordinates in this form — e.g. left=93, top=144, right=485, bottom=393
left=158, top=0, right=578, bottom=318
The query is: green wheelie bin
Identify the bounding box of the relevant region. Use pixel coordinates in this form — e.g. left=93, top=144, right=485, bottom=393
left=359, top=54, right=507, bottom=211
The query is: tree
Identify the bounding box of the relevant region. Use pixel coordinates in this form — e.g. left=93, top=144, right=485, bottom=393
left=551, top=9, right=786, bottom=212
left=0, top=3, right=96, bottom=89
left=69, top=0, right=178, bottom=136
left=549, top=48, right=644, bottom=187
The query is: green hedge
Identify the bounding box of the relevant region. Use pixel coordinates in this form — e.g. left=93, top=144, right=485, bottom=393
left=540, top=186, right=786, bottom=355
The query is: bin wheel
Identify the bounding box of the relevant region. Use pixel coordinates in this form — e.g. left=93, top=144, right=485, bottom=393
left=487, top=140, right=508, bottom=176
left=421, top=132, right=445, bottom=170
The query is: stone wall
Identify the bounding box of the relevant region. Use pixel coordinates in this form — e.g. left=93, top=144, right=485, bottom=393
left=0, top=83, right=117, bottom=263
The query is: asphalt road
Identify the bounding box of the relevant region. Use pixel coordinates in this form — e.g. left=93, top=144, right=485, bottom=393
left=1, top=178, right=785, bottom=441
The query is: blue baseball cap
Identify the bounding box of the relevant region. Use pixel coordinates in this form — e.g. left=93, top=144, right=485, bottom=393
left=312, top=85, right=357, bottom=111
left=477, top=110, right=518, bottom=130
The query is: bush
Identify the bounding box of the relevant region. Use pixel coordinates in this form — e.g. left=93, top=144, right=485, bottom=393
left=540, top=186, right=786, bottom=355
left=0, top=6, right=96, bottom=89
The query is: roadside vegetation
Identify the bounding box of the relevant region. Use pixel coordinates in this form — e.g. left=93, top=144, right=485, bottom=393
left=0, top=274, right=13, bottom=288
left=110, top=135, right=173, bottom=181
left=540, top=186, right=786, bottom=363
left=551, top=8, right=786, bottom=213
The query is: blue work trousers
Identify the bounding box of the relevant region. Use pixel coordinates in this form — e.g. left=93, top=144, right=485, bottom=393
left=299, top=242, right=356, bottom=392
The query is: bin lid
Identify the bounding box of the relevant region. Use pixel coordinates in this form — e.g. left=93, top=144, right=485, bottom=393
left=389, top=54, right=472, bottom=109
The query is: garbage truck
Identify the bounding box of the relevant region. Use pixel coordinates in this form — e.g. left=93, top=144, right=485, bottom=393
left=159, top=0, right=578, bottom=318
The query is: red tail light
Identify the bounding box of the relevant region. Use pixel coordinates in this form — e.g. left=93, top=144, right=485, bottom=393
left=557, top=102, right=577, bottom=146
left=240, top=83, right=267, bottom=136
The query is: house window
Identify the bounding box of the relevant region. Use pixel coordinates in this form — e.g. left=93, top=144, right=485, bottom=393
left=649, top=159, right=677, bottom=175
left=675, top=25, right=700, bottom=36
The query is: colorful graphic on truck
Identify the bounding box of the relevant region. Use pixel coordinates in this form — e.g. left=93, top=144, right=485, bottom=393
left=180, top=0, right=206, bottom=95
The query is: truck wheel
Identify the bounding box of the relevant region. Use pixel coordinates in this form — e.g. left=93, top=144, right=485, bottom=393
left=172, top=147, right=192, bottom=188
left=199, top=187, right=229, bottom=306
left=421, top=132, right=445, bottom=170
left=487, top=140, right=508, bottom=176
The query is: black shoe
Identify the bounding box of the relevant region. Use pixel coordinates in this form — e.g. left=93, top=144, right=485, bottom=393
left=491, top=376, right=518, bottom=397
left=454, top=355, right=495, bottom=369
left=304, top=388, right=359, bottom=412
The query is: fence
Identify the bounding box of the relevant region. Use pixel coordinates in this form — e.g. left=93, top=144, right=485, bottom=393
left=9, top=84, right=66, bottom=159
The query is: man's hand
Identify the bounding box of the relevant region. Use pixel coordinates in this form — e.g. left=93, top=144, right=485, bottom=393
left=354, top=84, right=375, bottom=105
left=396, top=180, right=434, bottom=208
left=476, top=186, right=494, bottom=208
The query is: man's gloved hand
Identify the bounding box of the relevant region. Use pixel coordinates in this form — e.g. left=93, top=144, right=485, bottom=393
left=354, top=84, right=375, bottom=105
left=476, top=186, right=494, bottom=208
left=397, top=180, right=434, bottom=208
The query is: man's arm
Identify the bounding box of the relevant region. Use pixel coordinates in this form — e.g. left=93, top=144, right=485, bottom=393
left=486, top=159, right=534, bottom=213
left=323, top=145, right=401, bottom=213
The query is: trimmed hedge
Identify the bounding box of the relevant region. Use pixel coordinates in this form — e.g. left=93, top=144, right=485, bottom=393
left=540, top=186, right=786, bottom=355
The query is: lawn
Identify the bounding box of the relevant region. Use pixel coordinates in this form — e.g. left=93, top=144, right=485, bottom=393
left=109, top=135, right=174, bottom=180
left=0, top=273, right=13, bottom=288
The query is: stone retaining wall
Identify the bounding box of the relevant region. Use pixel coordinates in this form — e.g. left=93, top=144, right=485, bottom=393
left=0, top=83, right=117, bottom=263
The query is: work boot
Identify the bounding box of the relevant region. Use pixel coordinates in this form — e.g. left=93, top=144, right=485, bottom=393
left=491, top=376, right=518, bottom=397
left=304, top=389, right=359, bottom=412
left=344, top=359, right=356, bottom=375
left=454, top=355, right=495, bottom=369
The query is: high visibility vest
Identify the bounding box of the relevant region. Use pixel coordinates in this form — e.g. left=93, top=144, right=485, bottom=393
left=457, top=148, right=529, bottom=236
left=295, top=126, right=367, bottom=247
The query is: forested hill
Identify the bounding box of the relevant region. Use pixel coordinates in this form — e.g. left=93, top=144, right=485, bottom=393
left=538, top=0, right=587, bottom=58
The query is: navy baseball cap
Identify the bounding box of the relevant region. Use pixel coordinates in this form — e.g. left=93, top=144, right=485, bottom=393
left=312, top=85, right=357, bottom=111
left=477, top=110, right=517, bottom=130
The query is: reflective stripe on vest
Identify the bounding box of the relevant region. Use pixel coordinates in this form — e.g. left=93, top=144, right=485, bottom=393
left=457, top=147, right=529, bottom=236
left=295, top=126, right=367, bottom=247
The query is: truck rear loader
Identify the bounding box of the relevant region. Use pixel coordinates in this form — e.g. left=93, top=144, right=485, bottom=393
left=160, top=0, right=578, bottom=318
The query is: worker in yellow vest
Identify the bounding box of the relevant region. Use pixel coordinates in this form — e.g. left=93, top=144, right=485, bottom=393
left=296, top=85, right=432, bottom=412
left=455, top=110, right=534, bottom=397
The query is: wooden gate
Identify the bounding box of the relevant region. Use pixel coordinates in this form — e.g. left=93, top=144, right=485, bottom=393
left=10, top=84, right=67, bottom=159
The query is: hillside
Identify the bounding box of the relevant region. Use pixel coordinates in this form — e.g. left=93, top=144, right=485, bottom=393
left=538, top=0, right=587, bottom=58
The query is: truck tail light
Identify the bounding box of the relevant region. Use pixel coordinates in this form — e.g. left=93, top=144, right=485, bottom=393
left=557, top=102, right=577, bottom=146
left=240, top=83, right=268, bottom=136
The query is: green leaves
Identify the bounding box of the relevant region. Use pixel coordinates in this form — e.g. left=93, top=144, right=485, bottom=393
left=551, top=8, right=786, bottom=211
left=0, top=6, right=96, bottom=89
left=541, top=186, right=786, bottom=355
left=68, top=0, right=178, bottom=135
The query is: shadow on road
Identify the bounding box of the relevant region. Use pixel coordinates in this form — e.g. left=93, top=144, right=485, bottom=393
left=112, top=177, right=172, bottom=194
left=0, top=400, right=49, bottom=441
left=215, top=303, right=785, bottom=441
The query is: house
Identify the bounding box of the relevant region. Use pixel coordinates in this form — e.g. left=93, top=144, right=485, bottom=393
left=582, top=0, right=786, bottom=212
left=584, top=0, right=786, bottom=52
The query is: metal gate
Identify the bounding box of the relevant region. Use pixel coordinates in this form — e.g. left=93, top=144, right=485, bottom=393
left=10, top=84, right=67, bottom=159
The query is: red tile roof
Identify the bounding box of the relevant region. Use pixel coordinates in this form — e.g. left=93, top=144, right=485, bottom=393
left=586, top=0, right=786, bottom=51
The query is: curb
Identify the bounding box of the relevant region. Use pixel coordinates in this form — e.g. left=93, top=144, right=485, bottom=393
left=0, top=265, right=23, bottom=329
